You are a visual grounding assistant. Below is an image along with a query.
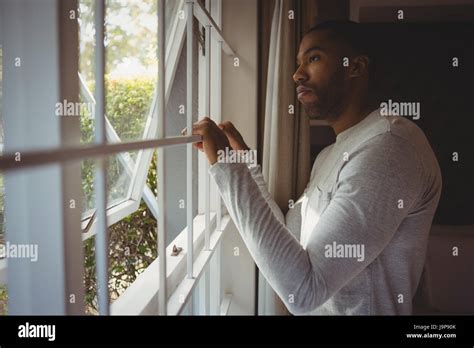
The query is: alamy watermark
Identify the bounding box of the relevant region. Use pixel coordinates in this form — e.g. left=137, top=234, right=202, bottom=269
left=380, top=99, right=420, bottom=120
left=55, top=99, right=94, bottom=118
left=324, top=241, right=365, bottom=262
left=18, top=322, right=55, bottom=341
left=217, top=147, right=258, bottom=168
left=0, top=242, right=38, bottom=262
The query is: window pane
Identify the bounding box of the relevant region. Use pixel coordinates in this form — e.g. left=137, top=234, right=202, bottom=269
left=83, top=153, right=158, bottom=314
left=78, top=0, right=181, bottom=143
left=76, top=0, right=184, bottom=309
left=78, top=0, right=179, bottom=216
left=81, top=151, right=138, bottom=216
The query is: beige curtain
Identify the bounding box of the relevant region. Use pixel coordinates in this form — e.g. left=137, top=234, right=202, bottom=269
left=262, top=0, right=312, bottom=212
left=257, top=0, right=350, bottom=315
left=257, top=0, right=318, bottom=315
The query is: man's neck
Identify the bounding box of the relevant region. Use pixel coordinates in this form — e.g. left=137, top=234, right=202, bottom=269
left=329, top=101, right=376, bottom=136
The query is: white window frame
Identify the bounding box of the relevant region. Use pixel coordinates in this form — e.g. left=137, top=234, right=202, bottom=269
left=0, top=0, right=235, bottom=316
left=80, top=0, right=187, bottom=240
left=112, top=0, right=230, bottom=316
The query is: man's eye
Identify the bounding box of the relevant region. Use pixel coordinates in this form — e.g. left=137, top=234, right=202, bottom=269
left=309, top=56, right=320, bottom=62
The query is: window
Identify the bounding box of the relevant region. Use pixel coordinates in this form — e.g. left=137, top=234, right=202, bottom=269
left=0, top=44, right=6, bottom=315
left=0, top=0, right=234, bottom=316
left=76, top=0, right=186, bottom=314
left=78, top=0, right=177, bottom=225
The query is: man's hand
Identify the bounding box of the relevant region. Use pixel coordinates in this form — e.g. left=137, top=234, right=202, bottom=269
left=182, top=117, right=230, bottom=165
left=218, top=121, right=250, bottom=151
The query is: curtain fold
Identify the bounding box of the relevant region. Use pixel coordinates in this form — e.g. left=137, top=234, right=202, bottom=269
left=256, top=0, right=350, bottom=316
left=262, top=0, right=310, bottom=214
left=258, top=0, right=313, bottom=316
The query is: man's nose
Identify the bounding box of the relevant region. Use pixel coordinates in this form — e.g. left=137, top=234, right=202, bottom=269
left=293, top=65, right=308, bottom=84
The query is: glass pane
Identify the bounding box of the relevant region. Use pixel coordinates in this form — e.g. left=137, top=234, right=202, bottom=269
left=78, top=0, right=180, bottom=216
left=81, top=151, right=138, bottom=216
left=165, top=0, right=183, bottom=42
left=78, top=0, right=181, bottom=84
left=102, top=0, right=156, bottom=142
left=78, top=0, right=181, bottom=143
left=83, top=153, right=158, bottom=314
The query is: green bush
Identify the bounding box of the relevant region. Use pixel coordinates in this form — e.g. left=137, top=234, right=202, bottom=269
left=83, top=153, right=157, bottom=314
left=81, top=77, right=158, bottom=314
left=0, top=77, right=157, bottom=315
left=81, top=78, right=155, bottom=212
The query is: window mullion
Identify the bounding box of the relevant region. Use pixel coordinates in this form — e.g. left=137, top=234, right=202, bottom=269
left=202, top=0, right=212, bottom=315
left=186, top=0, right=194, bottom=281
left=211, top=0, right=223, bottom=315
left=204, top=16, right=211, bottom=253
left=157, top=0, right=167, bottom=316
left=3, top=0, right=72, bottom=314
left=93, top=0, right=110, bottom=316
left=216, top=40, right=223, bottom=231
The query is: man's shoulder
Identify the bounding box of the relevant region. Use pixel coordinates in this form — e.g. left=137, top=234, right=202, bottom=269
left=353, top=110, right=436, bottom=165
left=350, top=118, right=442, bottom=193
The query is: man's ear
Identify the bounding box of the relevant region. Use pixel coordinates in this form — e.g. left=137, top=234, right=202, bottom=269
left=349, top=55, right=370, bottom=78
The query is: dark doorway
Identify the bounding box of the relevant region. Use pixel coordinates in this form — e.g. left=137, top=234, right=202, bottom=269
left=365, top=22, right=474, bottom=225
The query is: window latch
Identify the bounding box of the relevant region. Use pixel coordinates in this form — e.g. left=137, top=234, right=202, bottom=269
left=171, top=244, right=183, bottom=256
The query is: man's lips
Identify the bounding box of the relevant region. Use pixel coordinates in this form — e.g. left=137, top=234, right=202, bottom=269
left=296, top=86, right=315, bottom=99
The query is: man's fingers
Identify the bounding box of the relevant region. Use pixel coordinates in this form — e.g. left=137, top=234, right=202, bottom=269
left=181, top=122, right=207, bottom=137
left=182, top=117, right=215, bottom=133
left=182, top=117, right=217, bottom=151
left=219, top=121, right=237, bottom=136
left=193, top=144, right=204, bottom=152
left=192, top=117, right=217, bottom=136
left=220, top=121, right=234, bottom=130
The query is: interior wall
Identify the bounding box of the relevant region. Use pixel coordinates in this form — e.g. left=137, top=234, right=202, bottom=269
left=221, top=0, right=258, bottom=315
left=350, top=1, right=474, bottom=224
left=350, top=0, right=474, bottom=21
left=222, top=0, right=258, bottom=150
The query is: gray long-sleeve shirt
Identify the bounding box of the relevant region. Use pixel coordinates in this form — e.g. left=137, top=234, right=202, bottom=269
left=209, top=108, right=442, bottom=315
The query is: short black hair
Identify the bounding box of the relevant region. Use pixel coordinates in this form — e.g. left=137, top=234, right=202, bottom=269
left=306, top=20, right=378, bottom=98
left=305, top=20, right=371, bottom=57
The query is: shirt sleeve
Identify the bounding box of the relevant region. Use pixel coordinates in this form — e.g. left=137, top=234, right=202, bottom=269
left=248, top=164, right=285, bottom=224
left=209, top=133, right=424, bottom=314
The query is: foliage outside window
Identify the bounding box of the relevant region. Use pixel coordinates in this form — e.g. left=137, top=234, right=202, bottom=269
left=78, top=0, right=160, bottom=313
left=81, top=77, right=158, bottom=314
left=0, top=0, right=163, bottom=314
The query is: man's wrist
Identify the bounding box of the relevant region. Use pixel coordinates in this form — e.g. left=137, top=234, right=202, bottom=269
left=235, top=143, right=250, bottom=151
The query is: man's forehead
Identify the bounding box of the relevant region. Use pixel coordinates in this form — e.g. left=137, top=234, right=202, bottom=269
left=297, top=30, right=339, bottom=59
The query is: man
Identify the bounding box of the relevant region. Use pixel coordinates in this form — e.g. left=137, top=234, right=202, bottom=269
left=191, top=21, right=442, bottom=315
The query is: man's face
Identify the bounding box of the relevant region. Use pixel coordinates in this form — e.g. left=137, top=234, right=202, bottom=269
left=294, top=30, right=351, bottom=121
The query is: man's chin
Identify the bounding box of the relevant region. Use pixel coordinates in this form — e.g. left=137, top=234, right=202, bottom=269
left=303, top=105, right=327, bottom=120
left=306, top=112, right=326, bottom=120
left=302, top=103, right=341, bottom=122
